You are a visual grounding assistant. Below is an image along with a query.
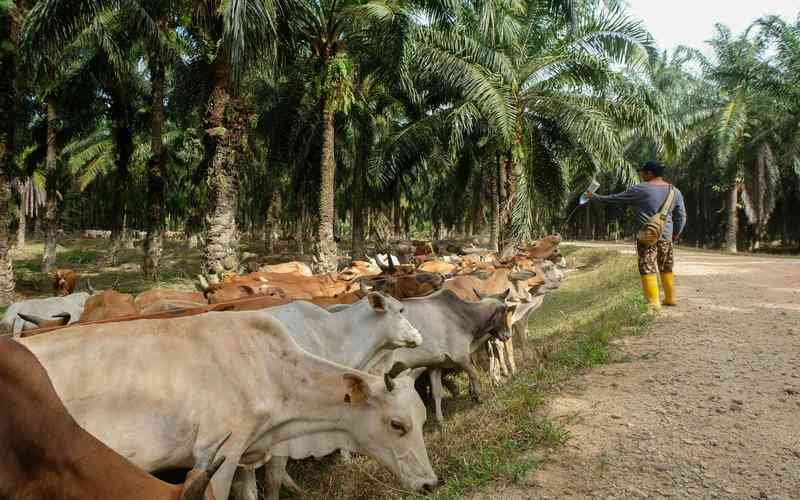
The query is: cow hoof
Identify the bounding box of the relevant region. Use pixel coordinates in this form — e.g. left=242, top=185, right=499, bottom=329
left=471, top=394, right=482, bottom=403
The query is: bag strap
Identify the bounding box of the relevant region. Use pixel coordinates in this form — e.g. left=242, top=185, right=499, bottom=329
left=656, top=185, right=676, bottom=220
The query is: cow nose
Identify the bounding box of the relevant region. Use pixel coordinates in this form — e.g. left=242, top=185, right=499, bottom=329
left=422, top=479, right=438, bottom=492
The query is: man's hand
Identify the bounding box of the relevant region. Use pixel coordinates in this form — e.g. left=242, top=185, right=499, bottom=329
left=586, top=191, right=594, bottom=199
left=672, top=233, right=680, bottom=242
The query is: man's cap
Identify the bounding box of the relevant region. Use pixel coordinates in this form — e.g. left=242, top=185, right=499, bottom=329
left=638, top=160, right=666, bottom=176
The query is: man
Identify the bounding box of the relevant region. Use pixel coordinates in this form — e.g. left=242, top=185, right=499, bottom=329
left=587, top=161, right=686, bottom=310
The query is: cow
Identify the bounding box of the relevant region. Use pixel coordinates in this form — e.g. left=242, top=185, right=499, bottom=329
left=79, top=290, right=139, bottom=322
left=445, top=268, right=543, bottom=305
left=52, top=268, right=77, bottom=296
left=418, top=260, right=459, bottom=276
left=19, top=311, right=438, bottom=499
left=337, top=260, right=382, bottom=281
left=245, top=292, right=423, bottom=500
left=518, top=233, right=562, bottom=260
left=0, top=336, right=226, bottom=500
left=0, top=293, right=89, bottom=335
left=134, top=290, right=208, bottom=315
left=379, top=289, right=516, bottom=424
left=367, top=272, right=445, bottom=299
left=258, top=261, right=313, bottom=276
left=444, top=268, right=544, bottom=381
left=199, top=272, right=361, bottom=302
left=199, top=279, right=287, bottom=304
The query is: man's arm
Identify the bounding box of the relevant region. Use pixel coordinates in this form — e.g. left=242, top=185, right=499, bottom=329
left=590, top=185, right=644, bottom=206
left=672, top=189, right=687, bottom=240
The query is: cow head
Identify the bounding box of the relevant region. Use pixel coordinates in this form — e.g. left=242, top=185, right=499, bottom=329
left=473, top=290, right=518, bottom=341
left=357, top=292, right=422, bottom=348
left=52, top=269, right=77, bottom=297
left=341, top=372, right=438, bottom=492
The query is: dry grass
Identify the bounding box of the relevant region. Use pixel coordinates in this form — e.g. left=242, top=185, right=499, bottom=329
left=282, top=247, right=653, bottom=500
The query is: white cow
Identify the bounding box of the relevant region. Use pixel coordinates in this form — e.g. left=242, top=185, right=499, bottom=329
left=1, top=293, right=89, bottom=335
left=20, top=311, right=438, bottom=500
left=232, top=292, right=423, bottom=500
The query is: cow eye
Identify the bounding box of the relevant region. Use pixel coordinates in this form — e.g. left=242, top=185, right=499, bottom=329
left=390, top=419, right=407, bottom=436
left=398, top=307, right=405, bottom=313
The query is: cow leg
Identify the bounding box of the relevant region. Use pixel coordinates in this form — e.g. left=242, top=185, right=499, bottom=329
left=231, top=468, right=258, bottom=500
left=495, top=339, right=510, bottom=378
left=262, top=456, right=299, bottom=500
left=429, top=368, right=445, bottom=425
left=504, top=338, right=517, bottom=375
left=460, top=358, right=482, bottom=403
left=486, top=342, right=500, bottom=384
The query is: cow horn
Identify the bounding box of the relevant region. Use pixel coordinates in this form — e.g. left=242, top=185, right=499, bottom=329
left=180, top=432, right=231, bottom=500
left=384, top=373, right=396, bottom=392
left=385, top=247, right=396, bottom=274
left=52, top=312, right=71, bottom=325
left=17, top=312, right=46, bottom=326
left=86, top=279, right=97, bottom=295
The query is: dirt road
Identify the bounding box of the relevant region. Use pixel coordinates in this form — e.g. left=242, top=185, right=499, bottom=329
left=478, top=245, right=800, bottom=500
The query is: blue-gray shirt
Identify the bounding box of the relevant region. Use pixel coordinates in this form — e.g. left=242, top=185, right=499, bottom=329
left=591, top=183, right=687, bottom=240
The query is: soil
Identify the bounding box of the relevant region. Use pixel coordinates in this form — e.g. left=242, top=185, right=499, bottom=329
left=475, top=244, right=800, bottom=500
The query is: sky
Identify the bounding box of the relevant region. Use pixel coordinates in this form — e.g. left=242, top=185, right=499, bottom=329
left=626, top=0, right=800, bottom=55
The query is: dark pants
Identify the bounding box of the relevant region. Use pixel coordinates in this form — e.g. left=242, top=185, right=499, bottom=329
left=636, top=240, right=674, bottom=276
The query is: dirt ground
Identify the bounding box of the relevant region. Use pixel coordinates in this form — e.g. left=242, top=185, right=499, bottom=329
left=474, top=244, right=800, bottom=500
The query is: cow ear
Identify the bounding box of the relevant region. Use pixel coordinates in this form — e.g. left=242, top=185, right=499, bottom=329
left=473, top=288, right=487, bottom=299
left=343, top=373, right=372, bottom=405
left=367, top=292, right=387, bottom=312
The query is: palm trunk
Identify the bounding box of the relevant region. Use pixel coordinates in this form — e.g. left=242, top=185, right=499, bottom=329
left=0, top=0, right=18, bottom=304
left=469, top=174, right=482, bottom=237
left=16, top=210, right=26, bottom=249
left=724, top=182, right=740, bottom=253
left=143, top=57, right=166, bottom=279
left=351, top=134, right=368, bottom=258
left=201, top=60, right=245, bottom=278
left=488, top=154, right=500, bottom=251
left=314, top=93, right=338, bottom=272
left=42, top=92, right=58, bottom=273
left=108, top=82, right=133, bottom=266
left=263, top=188, right=278, bottom=255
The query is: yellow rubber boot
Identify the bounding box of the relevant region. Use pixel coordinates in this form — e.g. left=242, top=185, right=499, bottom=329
left=640, top=274, right=661, bottom=311
left=661, top=272, right=676, bottom=306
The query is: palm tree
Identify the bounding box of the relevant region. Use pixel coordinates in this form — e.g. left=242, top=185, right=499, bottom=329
left=0, top=0, right=18, bottom=305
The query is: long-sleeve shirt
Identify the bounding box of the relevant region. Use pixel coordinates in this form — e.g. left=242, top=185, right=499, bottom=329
left=591, top=182, right=687, bottom=241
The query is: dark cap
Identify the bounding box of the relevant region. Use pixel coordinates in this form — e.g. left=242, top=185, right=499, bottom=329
left=638, top=160, right=666, bottom=176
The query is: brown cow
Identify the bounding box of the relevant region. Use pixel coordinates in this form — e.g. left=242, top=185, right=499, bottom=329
left=337, top=260, right=382, bottom=282
left=52, top=269, right=77, bottom=296
left=134, top=290, right=208, bottom=315
left=0, top=336, right=225, bottom=500
left=367, top=272, right=445, bottom=299
left=258, top=261, right=313, bottom=276
left=79, top=290, right=139, bottom=322
left=518, top=233, right=562, bottom=260
left=418, top=260, right=459, bottom=276
left=203, top=281, right=286, bottom=304
left=445, top=268, right=543, bottom=303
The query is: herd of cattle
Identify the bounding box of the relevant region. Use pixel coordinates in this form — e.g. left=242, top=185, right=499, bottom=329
left=0, top=234, right=567, bottom=500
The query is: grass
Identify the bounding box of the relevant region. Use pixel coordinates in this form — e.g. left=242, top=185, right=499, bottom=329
left=282, top=246, right=654, bottom=500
